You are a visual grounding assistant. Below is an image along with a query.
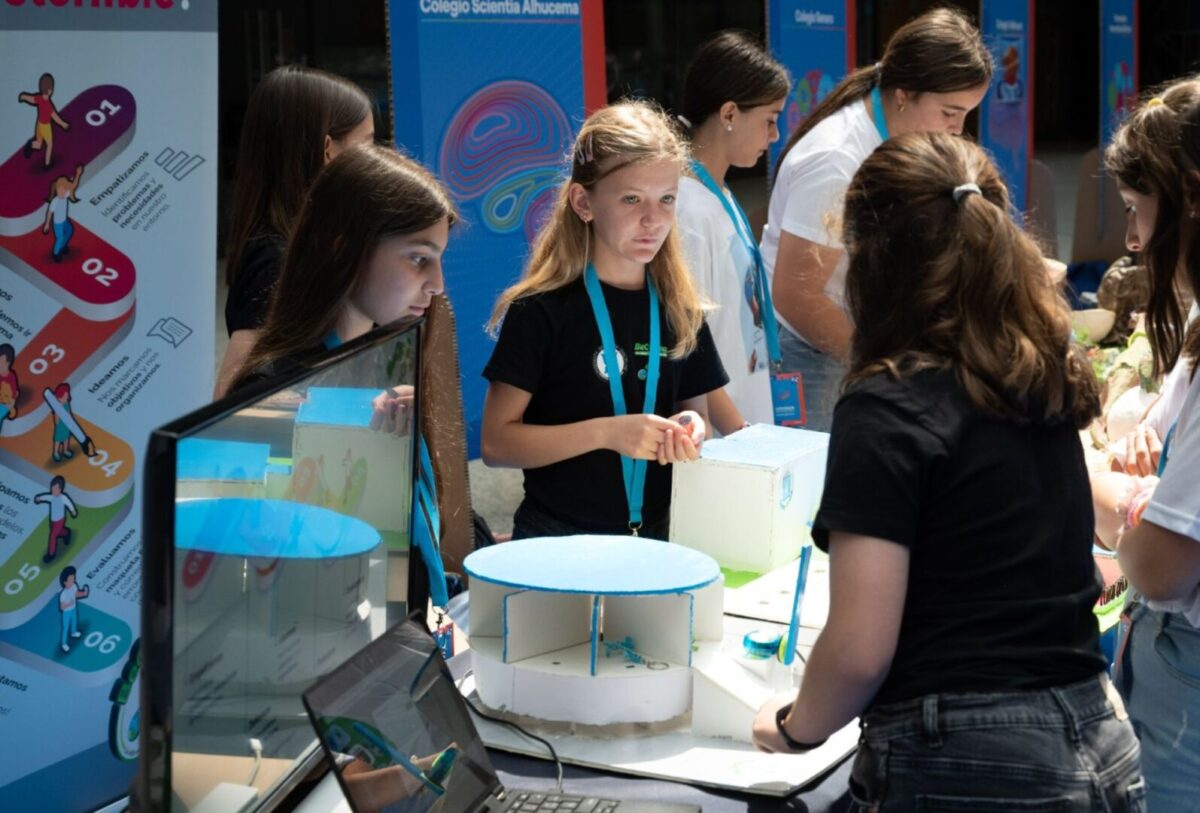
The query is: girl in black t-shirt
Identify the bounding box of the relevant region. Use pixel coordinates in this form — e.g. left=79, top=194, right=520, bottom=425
left=482, top=101, right=728, bottom=539
left=217, top=65, right=375, bottom=397
left=750, top=133, right=1144, bottom=809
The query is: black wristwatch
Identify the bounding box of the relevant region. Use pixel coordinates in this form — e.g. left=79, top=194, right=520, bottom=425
left=775, top=702, right=828, bottom=752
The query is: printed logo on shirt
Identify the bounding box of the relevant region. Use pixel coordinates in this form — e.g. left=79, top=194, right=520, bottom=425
left=633, top=342, right=669, bottom=359
left=593, top=346, right=628, bottom=382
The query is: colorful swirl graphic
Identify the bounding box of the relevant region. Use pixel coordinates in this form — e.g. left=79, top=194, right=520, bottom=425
left=440, top=80, right=572, bottom=236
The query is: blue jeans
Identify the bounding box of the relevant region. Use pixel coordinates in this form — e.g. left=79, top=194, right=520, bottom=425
left=53, top=219, right=74, bottom=257
left=849, top=675, right=1145, bottom=811
left=61, top=607, right=78, bottom=649
left=778, top=327, right=845, bottom=433
left=1116, top=602, right=1200, bottom=809
left=511, top=500, right=669, bottom=541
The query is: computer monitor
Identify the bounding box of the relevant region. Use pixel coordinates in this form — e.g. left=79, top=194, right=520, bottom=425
left=138, top=320, right=428, bottom=812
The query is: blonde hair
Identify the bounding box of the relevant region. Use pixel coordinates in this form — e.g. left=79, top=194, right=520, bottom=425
left=488, top=100, right=704, bottom=357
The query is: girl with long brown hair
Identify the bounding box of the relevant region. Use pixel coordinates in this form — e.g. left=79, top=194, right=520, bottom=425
left=216, top=65, right=374, bottom=397
left=751, top=133, right=1143, bottom=809
left=761, top=7, right=992, bottom=431
left=230, top=143, right=456, bottom=391
left=481, top=101, right=728, bottom=540
left=676, top=31, right=790, bottom=433
left=1099, top=81, right=1200, bottom=808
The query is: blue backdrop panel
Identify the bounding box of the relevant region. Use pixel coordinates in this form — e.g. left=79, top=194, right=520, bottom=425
left=388, top=2, right=589, bottom=457
left=1100, top=0, right=1138, bottom=148
left=979, top=0, right=1033, bottom=212
left=766, top=0, right=855, bottom=177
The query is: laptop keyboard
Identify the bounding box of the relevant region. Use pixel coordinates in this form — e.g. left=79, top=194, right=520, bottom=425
left=506, top=791, right=622, bottom=813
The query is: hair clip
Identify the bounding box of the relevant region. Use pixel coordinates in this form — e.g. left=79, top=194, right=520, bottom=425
left=1146, top=97, right=1165, bottom=108
left=676, top=114, right=693, bottom=130
left=874, top=61, right=883, bottom=85
left=952, top=182, right=982, bottom=203
left=576, top=133, right=595, bottom=166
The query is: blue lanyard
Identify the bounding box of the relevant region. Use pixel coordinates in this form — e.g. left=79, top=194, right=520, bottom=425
left=414, top=435, right=449, bottom=607
left=322, top=330, right=342, bottom=350
left=870, top=86, right=890, bottom=141
left=583, top=264, right=660, bottom=531
left=689, top=160, right=782, bottom=369
left=1158, top=420, right=1177, bottom=477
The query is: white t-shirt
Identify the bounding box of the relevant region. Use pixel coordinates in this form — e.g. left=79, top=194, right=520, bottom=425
left=760, top=98, right=883, bottom=339
left=48, top=195, right=68, bottom=224
left=1143, top=359, right=1200, bottom=625
left=676, top=175, right=773, bottom=426
left=60, top=584, right=77, bottom=611
left=38, top=492, right=76, bottom=522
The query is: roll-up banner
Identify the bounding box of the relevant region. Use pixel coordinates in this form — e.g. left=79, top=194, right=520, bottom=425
left=0, top=1, right=218, bottom=810
left=1101, top=0, right=1138, bottom=148
left=979, top=0, right=1035, bottom=212
left=388, top=0, right=606, bottom=456
left=766, top=0, right=856, bottom=178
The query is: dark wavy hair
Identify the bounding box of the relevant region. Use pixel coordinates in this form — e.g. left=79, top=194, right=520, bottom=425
left=232, top=144, right=457, bottom=392
left=774, top=7, right=992, bottom=177
left=841, top=132, right=1100, bottom=428
left=1105, top=80, right=1200, bottom=380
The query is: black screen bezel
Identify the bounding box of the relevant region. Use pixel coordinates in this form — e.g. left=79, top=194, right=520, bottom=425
left=136, top=318, right=425, bottom=812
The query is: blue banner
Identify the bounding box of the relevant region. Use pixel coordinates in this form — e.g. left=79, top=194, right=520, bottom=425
left=979, top=0, right=1033, bottom=212
left=766, top=1, right=855, bottom=175
left=1100, top=0, right=1138, bottom=147
left=389, top=1, right=601, bottom=456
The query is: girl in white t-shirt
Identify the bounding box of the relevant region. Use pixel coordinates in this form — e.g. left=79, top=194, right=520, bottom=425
left=762, top=7, right=992, bottom=430
left=1104, top=82, right=1200, bottom=809
left=675, top=31, right=789, bottom=433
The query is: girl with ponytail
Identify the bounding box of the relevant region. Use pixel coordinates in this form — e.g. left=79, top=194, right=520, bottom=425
left=761, top=7, right=992, bottom=431
left=752, top=133, right=1144, bottom=810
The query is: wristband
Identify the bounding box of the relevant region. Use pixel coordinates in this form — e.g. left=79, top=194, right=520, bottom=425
left=774, top=702, right=827, bottom=752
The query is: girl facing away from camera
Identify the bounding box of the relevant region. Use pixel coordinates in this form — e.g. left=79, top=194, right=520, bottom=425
left=482, top=101, right=728, bottom=541
left=750, top=133, right=1144, bottom=809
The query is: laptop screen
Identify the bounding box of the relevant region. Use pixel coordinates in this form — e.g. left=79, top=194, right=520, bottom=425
left=303, top=620, right=500, bottom=813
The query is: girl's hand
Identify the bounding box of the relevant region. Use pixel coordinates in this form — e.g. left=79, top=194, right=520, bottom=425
left=1122, top=424, right=1162, bottom=476
left=657, top=410, right=706, bottom=465
left=606, top=414, right=682, bottom=460
left=751, top=696, right=795, bottom=754
left=369, top=386, right=415, bottom=437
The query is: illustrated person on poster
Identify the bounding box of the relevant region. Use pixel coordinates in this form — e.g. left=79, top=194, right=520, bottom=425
left=34, top=475, right=77, bottom=564
left=18, top=72, right=70, bottom=168
left=58, top=566, right=89, bottom=653
left=50, top=383, right=75, bottom=461
left=43, top=165, right=84, bottom=262
left=0, top=344, right=18, bottom=434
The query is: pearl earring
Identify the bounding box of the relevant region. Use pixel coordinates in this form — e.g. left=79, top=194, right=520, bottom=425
left=725, top=123, right=733, bottom=132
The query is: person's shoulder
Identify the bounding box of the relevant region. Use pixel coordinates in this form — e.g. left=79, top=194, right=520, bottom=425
left=840, top=368, right=965, bottom=444
left=676, top=177, right=727, bottom=230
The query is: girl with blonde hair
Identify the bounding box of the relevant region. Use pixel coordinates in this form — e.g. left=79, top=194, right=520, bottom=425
left=482, top=101, right=728, bottom=540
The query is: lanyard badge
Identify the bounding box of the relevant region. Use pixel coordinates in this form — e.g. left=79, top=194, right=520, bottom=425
left=690, top=160, right=805, bottom=426
left=583, top=264, right=661, bottom=534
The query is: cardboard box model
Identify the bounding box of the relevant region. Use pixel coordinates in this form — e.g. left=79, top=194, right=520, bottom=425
left=670, top=424, right=829, bottom=574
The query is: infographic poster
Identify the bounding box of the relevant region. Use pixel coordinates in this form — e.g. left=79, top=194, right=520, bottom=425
left=1101, top=0, right=1138, bottom=147
left=766, top=0, right=856, bottom=177
left=0, top=2, right=217, bottom=810
left=979, top=0, right=1034, bottom=212
left=388, top=0, right=605, bottom=456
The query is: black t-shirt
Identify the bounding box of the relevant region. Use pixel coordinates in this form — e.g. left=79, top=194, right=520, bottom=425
left=812, top=368, right=1106, bottom=708
left=484, top=279, right=728, bottom=534
left=225, top=234, right=285, bottom=335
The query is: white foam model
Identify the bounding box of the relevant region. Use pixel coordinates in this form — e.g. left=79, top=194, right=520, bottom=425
left=670, top=424, right=829, bottom=573
left=464, top=536, right=788, bottom=740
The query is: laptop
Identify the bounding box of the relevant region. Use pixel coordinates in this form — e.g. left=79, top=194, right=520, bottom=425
left=302, top=618, right=701, bottom=813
